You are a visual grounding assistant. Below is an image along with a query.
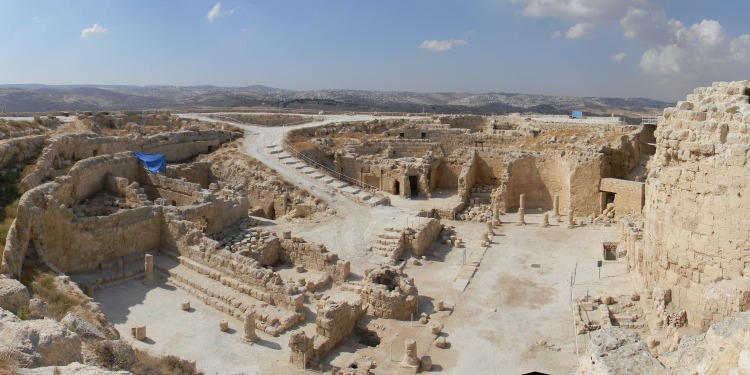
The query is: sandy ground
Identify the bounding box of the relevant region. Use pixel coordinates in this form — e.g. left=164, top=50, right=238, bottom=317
left=88, top=114, right=640, bottom=374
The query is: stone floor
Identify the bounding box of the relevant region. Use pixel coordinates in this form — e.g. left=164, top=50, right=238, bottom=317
left=93, top=211, right=636, bottom=374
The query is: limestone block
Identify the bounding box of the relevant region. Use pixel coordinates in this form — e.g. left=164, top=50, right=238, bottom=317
left=0, top=278, right=30, bottom=314
left=400, top=339, right=420, bottom=368
left=131, top=325, right=147, bottom=341
left=219, top=319, right=229, bottom=332
left=181, top=300, right=191, bottom=310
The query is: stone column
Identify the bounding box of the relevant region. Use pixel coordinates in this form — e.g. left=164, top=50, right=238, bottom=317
left=243, top=312, right=258, bottom=343
left=144, top=254, right=154, bottom=285
left=567, top=209, right=575, bottom=229
left=486, top=221, right=494, bottom=236
left=516, top=194, right=526, bottom=226
left=493, top=204, right=502, bottom=226
left=542, top=213, right=549, bottom=228
left=552, top=194, right=560, bottom=218
left=400, top=339, right=420, bottom=368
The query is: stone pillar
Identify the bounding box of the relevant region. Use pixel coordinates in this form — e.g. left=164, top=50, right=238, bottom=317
left=181, top=300, right=190, bottom=310
left=144, top=254, right=154, bottom=285
left=486, top=221, right=494, bottom=236
left=567, top=210, right=575, bottom=229
left=243, top=312, right=258, bottom=343
left=493, top=204, right=502, bottom=226
left=552, top=194, right=560, bottom=218
left=219, top=319, right=229, bottom=332
left=436, top=299, right=445, bottom=311
left=131, top=325, right=147, bottom=341
left=516, top=194, right=526, bottom=225
left=542, top=213, right=549, bottom=228
left=400, top=339, right=420, bottom=368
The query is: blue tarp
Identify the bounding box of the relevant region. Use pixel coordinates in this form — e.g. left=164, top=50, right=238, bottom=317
left=133, top=152, right=167, bottom=174
left=572, top=111, right=583, bottom=119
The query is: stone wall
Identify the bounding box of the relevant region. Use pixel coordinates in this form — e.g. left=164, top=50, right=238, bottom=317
left=359, top=266, right=418, bottom=320
left=405, top=218, right=441, bottom=257
left=2, top=153, right=248, bottom=278
left=279, top=238, right=351, bottom=284
left=599, top=178, right=645, bottom=217
left=21, top=129, right=240, bottom=190
left=0, top=135, right=47, bottom=170
left=641, top=80, right=750, bottom=329
left=289, top=299, right=365, bottom=368
left=196, top=145, right=328, bottom=220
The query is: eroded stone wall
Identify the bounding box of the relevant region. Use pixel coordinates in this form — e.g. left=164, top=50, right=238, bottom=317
left=641, top=80, right=750, bottom=329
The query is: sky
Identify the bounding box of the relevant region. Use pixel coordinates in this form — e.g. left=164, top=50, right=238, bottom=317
left=1, top=0, right=749, bottom=101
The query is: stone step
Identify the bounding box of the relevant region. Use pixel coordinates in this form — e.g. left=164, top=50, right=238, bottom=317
left=377, top=234, right=401, bottom=240
left=355, top=191, right=372, bottom=201
left=301, top=168, right=316, bottom=175
left=294, top=164, right=306, bottom=170
left=154, top=256, right=303, bottom=336
left=311, top=174, right=325, bottom=179
left=341, top=186, right=361, bottom=195
left=277, top=154, right=291, bottom=160
left=331, top=181, right=349, bottom=189
left=322, top=177, right=335, bottom=184
left=284, top=160, right=299, bottom=165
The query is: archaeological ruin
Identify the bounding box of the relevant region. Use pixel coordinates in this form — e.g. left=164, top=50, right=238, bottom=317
left=3, top=80, right=750, bottom=374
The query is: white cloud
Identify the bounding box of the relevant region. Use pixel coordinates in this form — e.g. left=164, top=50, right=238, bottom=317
left=207, top=3, right=222, bottom=21
left=418, top=39, right=469, bottom=52
left=612, top=52, right=627, bottom=62
left=517, top=0, right=634, bottom=21
left=80, top=23, right=106, bottom=38
left=207, top=2, right=240, bottom=21
left=565, top=22, right=594, bottom=39
left=638, top=20, right=750, bottom=76
left=511, top=0, right=750, bottom=80
left=551, top=30, right=561, bottom=39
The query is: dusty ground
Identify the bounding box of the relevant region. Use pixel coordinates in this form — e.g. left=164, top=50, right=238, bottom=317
left=89, top=114, right=639, bottom=374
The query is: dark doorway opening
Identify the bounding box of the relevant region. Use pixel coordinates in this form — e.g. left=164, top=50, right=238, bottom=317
left=394, top=180, right=400, bottom=195
left=603, top=242, right=619, bottom=261
left=745, top=88, right=750, bottom=103
left=207, top=146, right=213, bottom=153
left=408, top=175, right=419, bottom=197
left=605, top=192, right=615, bottom=205
left=421, top=132, right=426, bottom=139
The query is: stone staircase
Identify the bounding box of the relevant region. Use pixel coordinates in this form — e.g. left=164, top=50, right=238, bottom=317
left=267, top=144, right=387, bottom=206
left=154, top=251, right=304, bottom=336
left=70, top=251, right=152, bottom=293
left=368, top=228, right=404, bottom=259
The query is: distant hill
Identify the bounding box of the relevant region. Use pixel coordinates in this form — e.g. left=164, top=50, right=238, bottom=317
left=0, top=84, right=672, bottom=121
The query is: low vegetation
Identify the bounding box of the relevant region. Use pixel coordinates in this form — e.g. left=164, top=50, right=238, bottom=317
left=0, top=162, right=32, bottom=245
left=90, top=340, right=203, bottom=375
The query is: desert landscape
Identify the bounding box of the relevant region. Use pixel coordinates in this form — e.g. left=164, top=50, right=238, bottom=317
left=1, top=79, right=750, bottom=374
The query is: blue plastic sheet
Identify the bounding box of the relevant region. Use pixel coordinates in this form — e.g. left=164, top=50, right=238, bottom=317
left=133, top=152, right=167, bottom=174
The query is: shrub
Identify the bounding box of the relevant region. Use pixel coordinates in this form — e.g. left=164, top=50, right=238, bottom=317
left=30, top=274, right=86, bottom=320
